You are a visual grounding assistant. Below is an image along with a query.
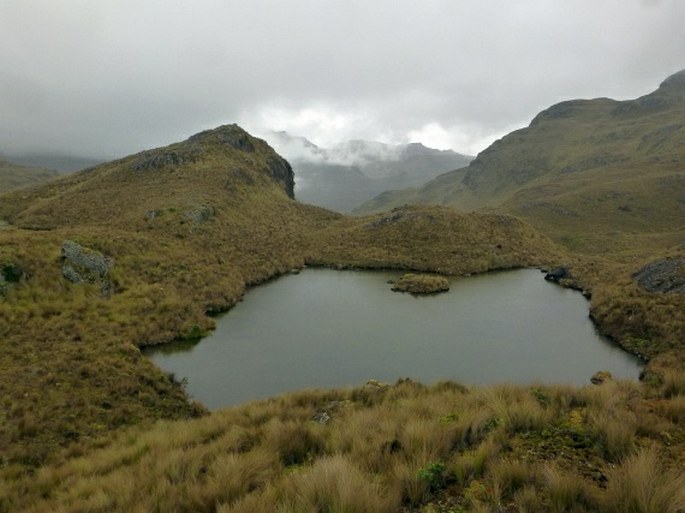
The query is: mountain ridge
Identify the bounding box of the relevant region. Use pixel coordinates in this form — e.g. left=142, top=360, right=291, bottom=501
left=357, top=69, right=685, bottom=257
left=267, top=130, right=473, bottom=212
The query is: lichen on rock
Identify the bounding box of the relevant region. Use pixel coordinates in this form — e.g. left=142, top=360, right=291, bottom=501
left=184, top=204, right=216, bottom=224
left=61, top=240, right=114, bottom=295
left=633, top=257, right=685, bottom=293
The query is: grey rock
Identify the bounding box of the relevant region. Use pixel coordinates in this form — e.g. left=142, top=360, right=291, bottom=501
left=310, top=400, right=348, bottom=425
left=365, top=209, right=406, bottom=229
left=633, top=257, right=685, bottom=293
left=61, top=240, right=113, bottom=295
left=188, top=124, right=256, bottom=153
left=131, top=146, right=204, bottom=172
left=61, top=264, right=84, bottom=284
left=545, top=267, right=570, bottom=283
left=184, top=204, right=215, bottom=223
left=265, top=156, right=295, bottom=199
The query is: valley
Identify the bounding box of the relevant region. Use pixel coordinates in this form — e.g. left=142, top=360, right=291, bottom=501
left=1, top=70, right=684, bottom=511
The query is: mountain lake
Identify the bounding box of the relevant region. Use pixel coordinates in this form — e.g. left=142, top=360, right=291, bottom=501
left=145, top=268, right=643, bottom=409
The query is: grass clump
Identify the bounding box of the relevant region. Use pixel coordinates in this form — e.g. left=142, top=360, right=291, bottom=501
left=392, top=272, right=450, bottom=294
left=603, top=446, right=685, bottom=513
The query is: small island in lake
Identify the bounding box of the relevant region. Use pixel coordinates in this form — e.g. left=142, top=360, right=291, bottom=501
left=391, top=273, right=450, bottom=294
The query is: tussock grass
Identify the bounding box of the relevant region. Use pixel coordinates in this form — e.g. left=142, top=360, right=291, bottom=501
left=603, top=446, right=685, bottom=513
left=3, top=377, right=685, bottom=512
left=543, top=465, right=598, bottom=513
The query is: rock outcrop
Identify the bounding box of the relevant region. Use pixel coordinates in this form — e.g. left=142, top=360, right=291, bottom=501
left=633, top=257, right=685, bottom=293
left=544, top=267, right=570, bottom=283
left=61, top=240, right=114, bottom=295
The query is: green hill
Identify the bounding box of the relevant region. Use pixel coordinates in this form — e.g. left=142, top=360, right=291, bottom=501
left=1, top=123, right=684, bottom=512
left=357, top=70, right=685, bottom=258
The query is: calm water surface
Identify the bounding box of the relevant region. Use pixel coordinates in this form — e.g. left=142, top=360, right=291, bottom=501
left=147, top=268, right=642, bottom=409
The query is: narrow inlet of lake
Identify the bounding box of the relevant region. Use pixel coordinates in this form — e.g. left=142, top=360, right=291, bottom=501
left=146, top=268, right=642, bottom=409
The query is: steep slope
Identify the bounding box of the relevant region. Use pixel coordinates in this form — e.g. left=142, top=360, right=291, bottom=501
left=0, top=159, right=58, bottom=193
left=357, top=70, right=685, bottom=256
left=268, top=131, right=473, bottom=212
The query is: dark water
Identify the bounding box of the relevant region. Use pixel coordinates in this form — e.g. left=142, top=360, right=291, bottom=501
left=146, top=268, right=642, bottom=409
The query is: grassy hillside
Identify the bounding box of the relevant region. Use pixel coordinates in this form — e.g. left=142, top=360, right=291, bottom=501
left=0, top=160, right=58, bottom=193
left=1, top=122, right=683, bottom=512
left=356, top=70, right=685, bottom=258
left=355, top=70, right=685, bottom=371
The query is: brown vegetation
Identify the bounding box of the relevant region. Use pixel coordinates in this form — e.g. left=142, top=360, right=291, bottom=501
left=392, top=273, right=450, bottom=294
left=3, top=379, right=684, bottom=512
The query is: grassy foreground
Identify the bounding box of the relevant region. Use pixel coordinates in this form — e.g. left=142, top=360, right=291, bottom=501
left=5, top=379, right=685, bottom=512
left=1, top=124, right=684, bottom=512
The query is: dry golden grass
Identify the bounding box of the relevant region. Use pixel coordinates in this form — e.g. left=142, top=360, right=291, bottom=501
left=603, top=446, right=685, bottom=513
left=0, top=377, right=683, bottom=512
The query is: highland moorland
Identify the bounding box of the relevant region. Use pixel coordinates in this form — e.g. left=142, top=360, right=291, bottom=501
left=0, top=73, right=684, bottom=512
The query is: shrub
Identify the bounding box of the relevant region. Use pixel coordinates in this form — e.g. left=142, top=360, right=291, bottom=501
left=417, top=461, right=446, bottom=492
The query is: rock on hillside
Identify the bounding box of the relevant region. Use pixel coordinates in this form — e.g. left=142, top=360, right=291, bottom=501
left=633, top=257, right=685, bottom=293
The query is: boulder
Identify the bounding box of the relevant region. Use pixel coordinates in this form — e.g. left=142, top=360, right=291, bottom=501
left=544, top=267, right=570, bottom=283
left=633, top=257, right=685, bottom=293
left=184, top=204, right=215, bottom=223
left=61, top=240, right=113, bottom=295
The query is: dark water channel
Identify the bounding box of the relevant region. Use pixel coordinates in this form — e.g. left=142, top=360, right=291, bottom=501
left=146, top=268, right=642, bottom=409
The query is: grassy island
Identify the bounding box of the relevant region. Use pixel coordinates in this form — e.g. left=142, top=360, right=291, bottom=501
left=392, top=273, right=450, bottom=294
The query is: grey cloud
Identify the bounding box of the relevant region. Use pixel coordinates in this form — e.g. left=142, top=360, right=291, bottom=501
left=1, top=0, right=684, bottom=159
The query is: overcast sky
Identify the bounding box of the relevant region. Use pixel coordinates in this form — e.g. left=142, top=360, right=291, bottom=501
left=1, top=0, right=684, bottom=159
